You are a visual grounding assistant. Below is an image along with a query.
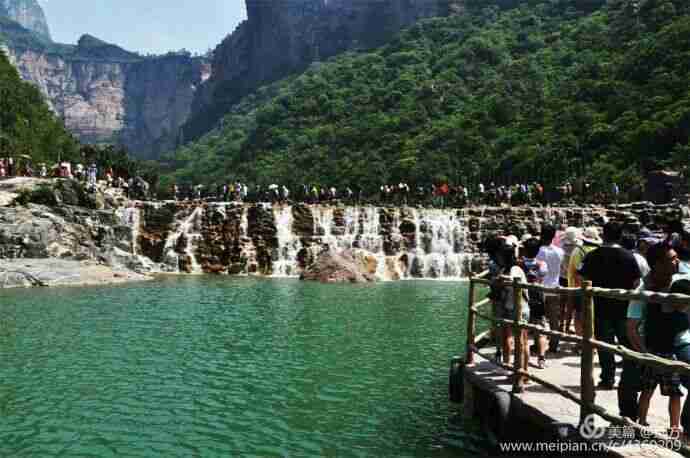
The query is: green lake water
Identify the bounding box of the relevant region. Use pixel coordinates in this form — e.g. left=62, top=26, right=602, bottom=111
left=0, top=277, right=487, bottom=457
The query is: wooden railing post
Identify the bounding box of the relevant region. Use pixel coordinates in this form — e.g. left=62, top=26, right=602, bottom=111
left=512, top=277, right=525, bottom=394
left=580, top=281, right=596, bottom=424
left=466, top=272, right=477, bottom=365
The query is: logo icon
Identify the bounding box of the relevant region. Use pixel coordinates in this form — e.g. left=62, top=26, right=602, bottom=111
left=580, top=414, right=605, bottom=440
left=558, top=425, right=570, bottom=438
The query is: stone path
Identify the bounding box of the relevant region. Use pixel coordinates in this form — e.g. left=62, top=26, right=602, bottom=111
left=475, top=340, right=685, bottom=457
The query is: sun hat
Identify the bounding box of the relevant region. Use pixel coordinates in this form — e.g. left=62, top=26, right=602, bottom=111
left=504, top=235, right=519, bottom=247
left=563, top=227, right=580, bottom=245
left=521, top=233, right=533, bottom=243
left=581, top=227, right=602, bottom=245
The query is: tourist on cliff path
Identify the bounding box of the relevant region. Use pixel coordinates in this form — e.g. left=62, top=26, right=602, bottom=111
left=537, top=224, right=564, bottom=353
left=579, top=221, right=641, bottom=393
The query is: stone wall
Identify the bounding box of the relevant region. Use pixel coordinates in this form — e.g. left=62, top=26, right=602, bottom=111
left=1, top=196, right=687, bottom=280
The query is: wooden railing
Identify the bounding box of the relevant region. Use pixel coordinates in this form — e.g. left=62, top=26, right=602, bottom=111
left=466, top=271, right=690, bottom=453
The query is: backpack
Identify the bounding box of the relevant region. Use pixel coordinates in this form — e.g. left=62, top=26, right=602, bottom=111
left=521, top=258, right=546, bottom=318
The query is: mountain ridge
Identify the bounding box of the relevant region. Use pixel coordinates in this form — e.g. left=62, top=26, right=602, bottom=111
left=164, top=0, right=690, bottom=194
left=182, top=0, right=453, bottom=144
left=0, top=5, right=210, bottom=159
left=0, top=0, right=50, bottom=40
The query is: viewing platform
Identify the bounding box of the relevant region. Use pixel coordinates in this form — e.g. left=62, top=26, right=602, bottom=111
left=455, top=275, right=690, bottom=457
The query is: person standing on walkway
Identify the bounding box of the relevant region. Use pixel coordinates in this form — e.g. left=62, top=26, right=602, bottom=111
left=579, top=221, right=642, bottom=391
left=627, top=244, right=684, bottom=431
left=537, top=224, right=564, bottom=353
left=560, top=227, right=581, bottom=335
left=568, top=227, right=602, bottom=341
left=521, top=237, right=549, bottom=369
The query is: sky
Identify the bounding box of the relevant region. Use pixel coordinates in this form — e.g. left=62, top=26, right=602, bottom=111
left=39, top=0, right=247, bottom=54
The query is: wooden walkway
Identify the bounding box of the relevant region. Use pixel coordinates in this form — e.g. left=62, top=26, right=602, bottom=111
left=473, top=339, right=684, bottom=457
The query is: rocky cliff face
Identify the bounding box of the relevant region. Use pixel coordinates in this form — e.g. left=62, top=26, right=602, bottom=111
left=184, top=0, right=450, bottom=141
left=0, top=2, right=211, bottom=157
left=0, top=0, right=50, bottom=40
left=5, top=39, right=210, bottom=158
left=2, top=179, right=688, bottom=288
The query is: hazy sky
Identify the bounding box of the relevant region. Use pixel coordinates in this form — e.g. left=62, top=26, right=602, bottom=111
left=39, top=0, right=247, bottom=54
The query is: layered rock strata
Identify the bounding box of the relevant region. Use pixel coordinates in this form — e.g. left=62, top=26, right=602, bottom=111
left=5, top=42, right=210, bottom=157
left=1, top=182, right=688, bottom=287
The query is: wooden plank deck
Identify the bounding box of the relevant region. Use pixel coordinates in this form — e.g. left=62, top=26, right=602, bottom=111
left=472, top=339, right=685, bottom=457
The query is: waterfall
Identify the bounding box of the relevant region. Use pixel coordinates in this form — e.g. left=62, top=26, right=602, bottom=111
left=121, top=206, right=141, bottom=255
left=304, top=206, right=468, bottom=280
left=141, top=202, right=471, bottom=281
left=162, top=206, right=204, bottom=273
left=272, top=205, right=302, bottom=277
left=406, top=209, right=468, bottom=280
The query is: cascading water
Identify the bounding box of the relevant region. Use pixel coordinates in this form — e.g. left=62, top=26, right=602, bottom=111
left=162, top=206, right=204, bottom=273
left=144, top=203, right=471, bottom=280
left=407, top=209, right=468, bottom=279
left=304, top=206, right=468, bottom=280
left=120, top=206, right=141, bottom=255
left=272, top=205, right=303, bottom=277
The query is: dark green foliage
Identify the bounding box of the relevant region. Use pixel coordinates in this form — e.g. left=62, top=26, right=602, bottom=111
left=0, top=49, right=80, bottom=165
left=166, top=0, right=690, bottom=194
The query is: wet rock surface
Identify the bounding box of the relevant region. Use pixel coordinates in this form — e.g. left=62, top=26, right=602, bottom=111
left=300, top=250, right=376, bottom=284
left=1, top=180, right=688, bottom=288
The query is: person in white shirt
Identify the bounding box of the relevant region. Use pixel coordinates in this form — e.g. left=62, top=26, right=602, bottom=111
left=537, top=224, right=564, bottom=353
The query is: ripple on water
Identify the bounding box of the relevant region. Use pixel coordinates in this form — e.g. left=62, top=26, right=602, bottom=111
left=0, top=277, right=487, bottom=457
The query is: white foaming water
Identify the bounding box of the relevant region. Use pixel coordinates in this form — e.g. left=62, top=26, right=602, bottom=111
left=302, top=206, right=468, bottom=281
left=120, top=206, right=141, bottom=255
left=162, top=206, right=204, bottom=273
left=155, top=204, right=470, bottom=281
left=405, top=208, right=468, bottom=280
left=272, top=205, right=303, bottom=277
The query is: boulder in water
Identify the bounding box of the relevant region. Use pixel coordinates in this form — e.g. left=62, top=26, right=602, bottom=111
left=301, top=250, right=376, bottom=283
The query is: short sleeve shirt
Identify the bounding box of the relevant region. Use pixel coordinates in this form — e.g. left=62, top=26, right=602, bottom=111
left=580, top=245, right=641, bottom=320
left=537, top=244, right=564, bottom=289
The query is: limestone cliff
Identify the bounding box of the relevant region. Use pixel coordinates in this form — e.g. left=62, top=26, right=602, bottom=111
left=0, top=0, right=50, bottom=40
left=183, top=0, right=451, bottom=142
left=4, top=32, right=210, bottom=158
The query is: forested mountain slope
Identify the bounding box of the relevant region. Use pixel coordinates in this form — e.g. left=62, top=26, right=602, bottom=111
left=166, top=0, right=690, bottom=193
left=0, top=49, right=79, bottom=164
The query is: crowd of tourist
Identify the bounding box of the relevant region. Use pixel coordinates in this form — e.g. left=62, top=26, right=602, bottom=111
left=168, top=179, right=645, bottom=208
left=486, top=221, right=690, bottom=435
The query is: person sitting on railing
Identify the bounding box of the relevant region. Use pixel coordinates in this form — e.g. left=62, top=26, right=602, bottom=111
left=628, top=243, right=684, bottom=435
left=521, top=236, right=549, bottom=369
